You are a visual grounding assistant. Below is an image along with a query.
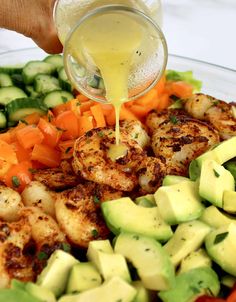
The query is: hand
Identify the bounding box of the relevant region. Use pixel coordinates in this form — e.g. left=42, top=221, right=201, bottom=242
left=0, top=0, right=63, bottom=54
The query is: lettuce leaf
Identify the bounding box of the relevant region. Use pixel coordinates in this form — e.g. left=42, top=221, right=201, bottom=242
left=166, top=70, right=202, bottom=92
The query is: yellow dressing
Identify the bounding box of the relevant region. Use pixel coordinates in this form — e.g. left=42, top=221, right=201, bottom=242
left=67, top=12, right=146, bottom=146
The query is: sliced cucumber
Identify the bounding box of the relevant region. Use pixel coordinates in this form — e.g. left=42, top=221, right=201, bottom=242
left=58, top=68, right=72, bottom=91
left=0, top=66, right=23, bottom=75
left=0, top=86, right=27, bottom=106
left=25, top=85, right=40, bottom=98
left=44, top=55, right=64, bottom=70
left=23, top=61, right=55, bottom=84
left=43, top=90, right=73, bottom=108
left=0, top=73, right=13, bottom=87
left=34, top=74, right=61, bottom=95
left=7, top=98, right=48, bottom=122
left=11, top=73, right=25, bottom=89
left=0, top=111, right=7, bottom=128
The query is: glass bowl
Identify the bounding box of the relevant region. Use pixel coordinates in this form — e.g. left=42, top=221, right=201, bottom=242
left=0, top=47, right=235, bottom=102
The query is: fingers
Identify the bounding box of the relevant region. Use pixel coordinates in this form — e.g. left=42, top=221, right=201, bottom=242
left=33, top=30, right=63, bottom=54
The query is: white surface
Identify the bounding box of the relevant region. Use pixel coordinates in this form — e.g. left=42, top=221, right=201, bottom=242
left=0, top=0, right=236, bottom=70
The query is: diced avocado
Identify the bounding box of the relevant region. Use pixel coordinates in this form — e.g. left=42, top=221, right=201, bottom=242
left=162, top=175, right=189, bottom=186
left=164, top=220, right=211, bottom=267
left=155, top=180, right=204, bottom=225
left=11, top=279, right=26, bottom=291
left=101, top=197, right=173, bottom=242
left=200, top=205, right=236, bottom=228
left=158, top=267, right=220, bottom=302
left=223, top=190, right=236, bottom=214
left=135, top=194, right=156, bottom=208
left=221, top=275, right=236, bottom=288
left=58, top=276, right=137, bottom=302
left=199, top=159, right=234, bottom=208
left=178, top=248, right=212, bottom=274
left=86, top=239, right=113, bottom=254
left=225, top=160, right=236, bottom=181
left=66, top=262, right=102, bottom=294
left=0, top=288, right=42, bottom=302
left=87, top=240, right=131, bottom=282
left=132, top=281, right=151, bottom=302
left=205, top=223, right=236, bottom=276
left=114, top=232, right=175, bottom=291
left=189, top=137, right=236, bottom=180
left=25, top=283, right=56, bottom=302
left=36, top=250, right=79, bottom=297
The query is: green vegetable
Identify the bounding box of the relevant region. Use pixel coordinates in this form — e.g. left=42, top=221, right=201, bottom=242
left=0, top=288, right=42, bottom=302
left=166, top=70, right=202, bottom=93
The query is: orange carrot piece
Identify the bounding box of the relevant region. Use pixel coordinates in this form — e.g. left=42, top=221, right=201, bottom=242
left=80, top=100, right=95, bottom=113
left=0, top=132, right=11, bottom=144
left=38, top=118, right=62, bottom=148
left=52, top=103, right=68, bottom=117
left=156, top=93, right=171, bottom=110
left=83, top=110, right=93, bottom=118
left=24, top=112, right=41, bottom=125
left=170, top=81, right=193, bottom=98
left=0, top=140, right=18, bottom=165
left=31, top=144, right=61, bottom=168
left=3, top=161, right=32, bottom=192
left=78, top=116, right=94, bottom=136
left=16, top=125, right=44, bottom=149
left=120, top=105, right=138, bottom=121
left=76, top=94, right=89, bottom=102
left=8, top=122, right=27, bottom=142
left=135, top=89, right=158, bottom=107
left=55, top=110, right=79, bottom=140
left=105, top=107, right=116, bottom=126
left=101, top=104, right=114, bottom=117
left=58, top=139, right=75, bottom=159
left=11, top=141, right=32, bottom=162
left=90, top=104, right=106, bottom=127
left=154, top=75, right=166, bottom=95
left=129, top=104, right=149, bottom=119
left=66, top=99, right=81, bottom=117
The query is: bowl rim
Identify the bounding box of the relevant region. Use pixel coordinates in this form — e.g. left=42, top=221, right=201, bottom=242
left=0, top=47, right=235, bottom=73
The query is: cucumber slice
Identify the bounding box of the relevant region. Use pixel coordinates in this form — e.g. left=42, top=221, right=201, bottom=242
left=0, top=66, right=23, bottom=75
left=0, top=86, right=27, bottom=106
left=23, top=61, right=55, bottom=84
left=43, top=90, right=73, bottom=108
left=44, top=55, right=64, bottom=70
left=0, top=111, right=7, bottom=128
left=34, top=74, right=61, bottom=95
left=25, top=85, right=40, bottom=98
left=58, top=68, right=72, bottom=91
left=0, top=73, right=13, bottom=87
left=7, top=98, right=48, bottom=122
left=11, top=73, right=25, bottom=89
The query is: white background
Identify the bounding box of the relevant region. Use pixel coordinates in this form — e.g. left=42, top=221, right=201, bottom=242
left=0, top=0, right=236, bottom=70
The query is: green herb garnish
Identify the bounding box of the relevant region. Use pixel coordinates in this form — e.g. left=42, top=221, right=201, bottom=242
left=170, top=115, right=179, bottom=124
left=98, top=131, right=104, bottom=138
left=93, top=195, right=100, bottom=204
left=12, top=176, right=20, bottom=188
left=62, top=243, right=71, bottom=253
left=214, top=232, right=228, bottom=244
left=91, top=229, right=99, bottom=238
left=213, top=169, right=220, bottom=178
left=65, top=147, right=72, bottom=154
left=37, top=251, right=48, bottom=261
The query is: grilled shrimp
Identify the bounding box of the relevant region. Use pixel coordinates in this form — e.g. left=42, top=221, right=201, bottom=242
left=184, top=93, right=236, bottom=139
left=147, top=110, right=220, bottom=176
left=33, top=167, right=80, bottom=191
left=0, top=186, right=24, bottom=222
left=72, top=127, right=145, bottom=191
left=55, top=182, right=123, bottom=248
left=120, top=120, right=150, bottom=148
left=22, top=181, right=56, bottom=217
left=0, top=207, right=66, bottom=288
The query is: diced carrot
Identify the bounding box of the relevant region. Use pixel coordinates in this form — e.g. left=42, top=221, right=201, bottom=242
left=11, top=141, right=32, bottom=162
left=3, top=161, right=32, bottom=192
left=170, top=81, right=193, bottom=98
left=78, top=116, right=94, bottom=136
left=101, top=104, right=114, bottom=117
left=129, top=104, right=149, bottom=119
left=16, top=125, right=44, bottom=149
left=46, top=110, right=55, bottom=123
left=154, top=75, right=166, bottom=95
left=0, top=132, right=11, bottom=144
left=80, top=100, right=95, bottom=113
left=66, top=99, right=81, bottom=117
left=0, top=140, right=18, bottom=165
left=52, top=103, right=68, bottom=117
left=58, top=140, right=75, bottom=159
left=24, top=112, right=41, bottom=125
left=31, top=160, right=47, bottom=170
left=105, top=107, right=116, bottom=126
left=124, top=100, right=134, bottom=108
left=195, top=296, right=225, bottom=302
left=83, top=110, right=93, bottom=118
left=38, top=118, right=62, bottom=148
left=135, top=89, right=158, bottom=107
left=8, top=122, right=27, bottom=142
left=156, top=93, right=171, bottom=110
left=227, top=288, right=236, bottom=302
left=120, top=105, right=138, bottom=121
left=90, top=104, right=106, bottom=127
left=55, top=110, right=79, bottom=140
left=31, top=144, right=61, bottom=168
left=76, top=94, right=89, bottom=102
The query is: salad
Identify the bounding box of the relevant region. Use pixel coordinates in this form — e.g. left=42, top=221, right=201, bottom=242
left=0, top=54, right=235, bottom=302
